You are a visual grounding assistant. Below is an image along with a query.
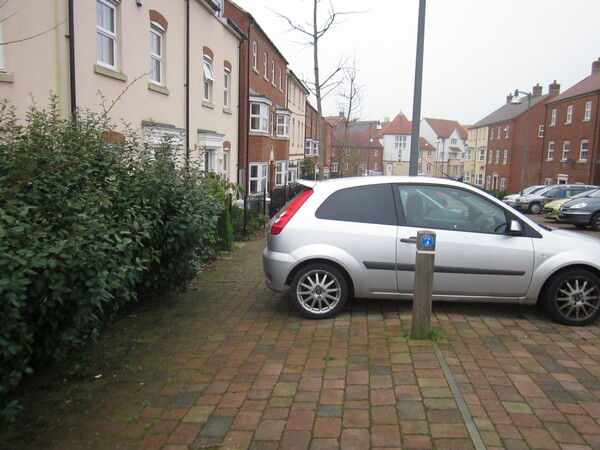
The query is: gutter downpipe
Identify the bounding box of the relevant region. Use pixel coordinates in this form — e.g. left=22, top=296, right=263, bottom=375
left=68, top=0, right=76, bottom=116
left=185, top=0, right=191, bottom=162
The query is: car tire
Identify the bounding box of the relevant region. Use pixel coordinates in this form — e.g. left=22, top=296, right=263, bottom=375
left=528, top=202, right=542, bottom=214
left=591, top=212, right=600, bottom=232
left=290, top=263, right=348, bottom=319
left=544, top=269, right=600, bottom=326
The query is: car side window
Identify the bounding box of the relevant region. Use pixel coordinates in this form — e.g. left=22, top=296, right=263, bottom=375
left=397, top=185, right=509, bottom=234
left=315, top=184, right=397, bottom=225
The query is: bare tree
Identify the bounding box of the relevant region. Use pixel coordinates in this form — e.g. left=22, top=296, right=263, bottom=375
left=334, top=53, right=364, bottom=177
left=273, top=0, right=360, bottom=179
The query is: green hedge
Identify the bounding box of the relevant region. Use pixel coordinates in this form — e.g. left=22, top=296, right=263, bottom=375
left=0, top=99, right=230, bottom=420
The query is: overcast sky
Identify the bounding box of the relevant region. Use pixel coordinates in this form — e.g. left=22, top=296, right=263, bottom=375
left=230, top=0, right=600, bottom=126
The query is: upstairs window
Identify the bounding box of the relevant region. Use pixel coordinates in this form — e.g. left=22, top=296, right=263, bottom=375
left=263, top=52, right=268, bottom=78
left=150, top=23, right=164, bottom=85
left=252, top=41, right=257, bottom=70
left=550, top=108, right=557, bottom=126
left=276, top=113, right=290, bottom=137
left=250, top=101, right=269, bottom=133
left=584, top=101, right=592, bottom=121
left=97, top=0, right=117, bottom=68
left=223, top=67, right=231, bottom=109
left=203, top=55, right=214, bottom=103
left=566, top=105, right=573, bottom=124
left=547, top=141, right=555, bottom=161
left=562, top=141, right=570, bottom=161
left=538, top=125, right=544, bottom=138
left=580, top=140, right=589, bottom=162
left=271, top=61, right=275, bottom=84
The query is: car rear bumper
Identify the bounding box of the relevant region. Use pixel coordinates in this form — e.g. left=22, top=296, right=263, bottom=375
left=263, top=246, right=296, bottom=292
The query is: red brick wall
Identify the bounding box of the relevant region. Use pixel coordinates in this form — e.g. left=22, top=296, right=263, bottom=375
left=541, top=93, right=600, bottom=185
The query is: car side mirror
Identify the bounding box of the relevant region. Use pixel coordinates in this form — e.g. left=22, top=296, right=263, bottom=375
left=508, top=219, right=523, bottom=235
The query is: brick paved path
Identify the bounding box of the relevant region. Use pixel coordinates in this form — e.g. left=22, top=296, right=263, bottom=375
left=5, top=236, right=600, bottom=449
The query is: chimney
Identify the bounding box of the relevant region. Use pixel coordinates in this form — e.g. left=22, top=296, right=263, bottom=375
left=506, top=93, right=513, bottom=104
left=339, top=111, right=344, bottom=117
left=548, top=80, right=561, bottom=95
left=532, top=83, right=543, bottom=97
left=593, top=57, right=600, bottom=75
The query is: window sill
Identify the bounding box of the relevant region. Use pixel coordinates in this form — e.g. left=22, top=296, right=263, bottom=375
left=94, top=64, right=128, bottom=82
left=202, top=100, right=215, bottom=109
left=249, top=130, right=270, bottom=137
left=0, top=72, right=14, bottom=83
left=546, top=158, right=554, bottom=162
left=222, top=107, right=232, bottom=115
left=148, top=83, right=169, bottom=95
left=577, top=160, right=588, bottom=164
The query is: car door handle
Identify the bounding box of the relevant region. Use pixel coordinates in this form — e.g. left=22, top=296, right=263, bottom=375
left=400, top=236, right=417, bottom=244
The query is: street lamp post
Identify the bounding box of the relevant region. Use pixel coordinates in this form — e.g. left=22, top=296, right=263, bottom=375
left=512, top=89, right=532, bottom=195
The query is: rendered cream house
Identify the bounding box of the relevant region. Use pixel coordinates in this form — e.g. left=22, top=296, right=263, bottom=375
left=0, top=0, right=241, bottom=181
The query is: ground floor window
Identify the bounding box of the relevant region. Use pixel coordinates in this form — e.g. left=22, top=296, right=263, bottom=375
left=250, top=162, right=268, bottom=194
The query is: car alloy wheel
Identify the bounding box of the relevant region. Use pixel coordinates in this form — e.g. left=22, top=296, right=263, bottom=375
left=290, top=263, right=348, bottom=319
left=544, top=269, right=600, bottom=326
left=529, top=202, right=542, bottom=214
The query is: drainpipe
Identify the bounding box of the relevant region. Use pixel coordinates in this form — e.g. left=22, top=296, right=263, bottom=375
left=185, top=0, right=191, bottom=161
left=68, top=0, right=76, bottom=116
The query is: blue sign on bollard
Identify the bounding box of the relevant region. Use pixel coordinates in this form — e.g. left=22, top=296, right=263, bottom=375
left=420, top=234, right=434, bottom=248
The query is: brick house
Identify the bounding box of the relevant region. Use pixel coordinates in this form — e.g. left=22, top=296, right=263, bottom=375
left=224, top=0, right=290, bottom=194
left=473, top=83, right=560, bottom=194
left=540, top=59, right=600, bottom=185
left=328, top=117, right=383, bottom=177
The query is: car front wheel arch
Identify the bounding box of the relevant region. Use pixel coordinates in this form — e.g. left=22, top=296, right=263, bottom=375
left=540, top=265, right=600, bottom=326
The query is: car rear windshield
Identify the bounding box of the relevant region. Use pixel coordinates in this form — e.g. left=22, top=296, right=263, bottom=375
left=315, top=184, right=397, bottom=225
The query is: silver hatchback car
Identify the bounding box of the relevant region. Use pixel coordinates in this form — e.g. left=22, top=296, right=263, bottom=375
left=263, top=177, right=600, bottom=326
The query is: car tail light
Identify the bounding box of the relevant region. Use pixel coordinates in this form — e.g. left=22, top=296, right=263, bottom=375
left=270, top=188, right=313, bottom=235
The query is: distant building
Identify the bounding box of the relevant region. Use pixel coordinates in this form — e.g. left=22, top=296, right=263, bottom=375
left=541, top=59, right=600, bottom=186
left=379, top=114, right=412, bottom=176
left=420, top=118, right=468, bottom=180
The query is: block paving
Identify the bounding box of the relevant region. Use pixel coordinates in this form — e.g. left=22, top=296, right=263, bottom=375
left=3, top=235, right=600, bottom=449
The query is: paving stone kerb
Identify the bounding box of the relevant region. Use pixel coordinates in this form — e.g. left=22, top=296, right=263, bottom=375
left=5, top=236, right=600, bottom=449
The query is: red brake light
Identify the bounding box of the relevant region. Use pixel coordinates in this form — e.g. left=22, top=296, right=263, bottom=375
left=270, top=188, right=313, bottom=235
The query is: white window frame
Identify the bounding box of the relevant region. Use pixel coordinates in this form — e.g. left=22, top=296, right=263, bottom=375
left=584, top=101, right=592, bottom=121
left=538, top=125, right=544, bottom=138
left=203, top=55, right=214, bottom=103
left=271, top=60, right=275, bottom=84
left=547, top=141, right=555, bottom=161
left=579, top=140, right=589, bottom=162
left=252, top=41, right=257, bottom=70
left=495, top=149, right=500, bottom=164
left=566, top=105, right=573, bottom=124
left=263, top=52, right=268, bottom=78
left=331, top=162, right=339, bottom=172
left=275, top=161, right=289, bottom=186
left=550, top=109, right=557, bottom=126
left=475, top=173, right=483, bottom=186
left=223, top=67, right=231, bottom=109
left=305, top=139, right=318, bottom=156
left=278, top=68, right=282, bottom=90
left=150, top=22, right=164, bottom=85
left=250, top=99, right=270, bottom=133
left=562, top=141, right=570, bottom=161
left=96, top=0, right=117, bottom=69
left=503, top=150, right=507, bottom=165
left=276, top=113, right=290, bottom=137
left=500, top=178, right=506, bottom=192
left=477, top=148, right=485, bottom=162
left=504, top=126, right=509, bottom=138
left=249, top=162, right=268, bottom=194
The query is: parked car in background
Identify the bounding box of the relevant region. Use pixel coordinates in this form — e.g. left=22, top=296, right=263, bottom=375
left=513, top=184, right=597, bottom=214
left=542, top=189, right=596, bottom=220
left=263, top=177, right=600, bottom=326
left=557, top=188, right=600, bottom=231
left=503, top=185, right=545, bottom=207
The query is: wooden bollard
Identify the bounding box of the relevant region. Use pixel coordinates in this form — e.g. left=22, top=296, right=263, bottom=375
left=411, top=230, right=436, bottom=339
